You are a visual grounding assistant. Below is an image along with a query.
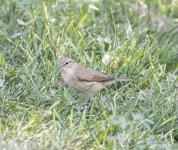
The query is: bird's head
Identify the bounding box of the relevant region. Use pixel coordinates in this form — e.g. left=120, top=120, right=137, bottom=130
left=58, top=57, right=75, bottom=71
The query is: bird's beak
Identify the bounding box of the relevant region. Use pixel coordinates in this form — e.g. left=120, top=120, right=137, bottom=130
left=58, top=63, right=64, bottom=69
left=58, top=64, right=62, bottom=69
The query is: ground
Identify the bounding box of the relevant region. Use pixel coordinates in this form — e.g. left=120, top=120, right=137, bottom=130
left=0, top=0, right=178, bottom=149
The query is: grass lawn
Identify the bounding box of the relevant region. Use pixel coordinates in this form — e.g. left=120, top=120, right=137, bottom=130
left=0, top=0, right=178, bottom=149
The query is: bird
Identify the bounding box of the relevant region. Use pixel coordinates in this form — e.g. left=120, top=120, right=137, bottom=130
left=58, top=57, right=132, bottom=98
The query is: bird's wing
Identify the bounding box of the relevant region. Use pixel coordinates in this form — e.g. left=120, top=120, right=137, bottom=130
left=75, top=64, right=115, bottom=82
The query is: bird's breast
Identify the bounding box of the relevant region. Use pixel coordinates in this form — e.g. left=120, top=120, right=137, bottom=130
left=62, top=71, right=74, bottom=86
left=61, top=71, right=104, bottom=96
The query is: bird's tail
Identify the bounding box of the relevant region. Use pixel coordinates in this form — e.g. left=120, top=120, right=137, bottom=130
left=115, top=77, right=132, bottom=82
left=103, top=77, right=132, bottom=86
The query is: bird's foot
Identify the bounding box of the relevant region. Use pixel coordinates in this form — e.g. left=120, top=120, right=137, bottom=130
left=80, top=96, right=94, bottom=113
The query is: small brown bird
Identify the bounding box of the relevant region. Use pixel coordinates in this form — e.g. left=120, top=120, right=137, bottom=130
left=58, top=57, right=131, bottom=97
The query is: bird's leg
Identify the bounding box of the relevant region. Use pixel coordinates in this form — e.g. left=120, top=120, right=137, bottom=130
left=80, top=96, right=93, bottom=113
left=87, top=96, right=92, bottom=104
left=86, top=96, right=94, bottom=111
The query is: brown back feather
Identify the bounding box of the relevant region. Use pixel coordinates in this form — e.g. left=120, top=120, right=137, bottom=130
left=75, top=64, right=115, bottom=82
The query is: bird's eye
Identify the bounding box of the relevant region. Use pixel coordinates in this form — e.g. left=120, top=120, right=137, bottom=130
left=66, top=62, right=68, bottom=65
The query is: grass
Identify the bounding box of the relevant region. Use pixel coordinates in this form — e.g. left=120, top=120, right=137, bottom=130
left=0, top=0, right=178, bottom=149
